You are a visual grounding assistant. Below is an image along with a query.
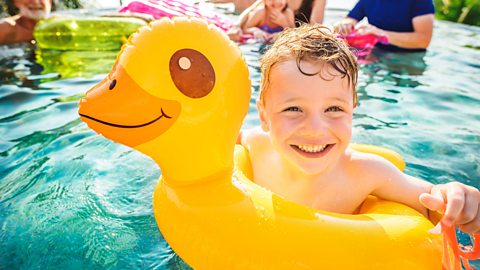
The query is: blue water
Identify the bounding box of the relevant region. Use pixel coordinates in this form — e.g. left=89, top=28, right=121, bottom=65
left=1, top=8, right=479, bottom=270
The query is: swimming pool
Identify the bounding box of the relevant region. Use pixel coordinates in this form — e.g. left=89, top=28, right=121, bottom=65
left=1, top=8, right=479, bottom=270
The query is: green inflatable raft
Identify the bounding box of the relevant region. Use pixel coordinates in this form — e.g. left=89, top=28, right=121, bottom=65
left=34, top=16, right=147, bottom=51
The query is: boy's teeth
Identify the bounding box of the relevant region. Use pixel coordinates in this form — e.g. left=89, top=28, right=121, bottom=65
left=297, top=144, right=327, bottom=153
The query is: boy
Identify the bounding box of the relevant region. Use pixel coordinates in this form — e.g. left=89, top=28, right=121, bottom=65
left=239, top=24, right=480, bottom=233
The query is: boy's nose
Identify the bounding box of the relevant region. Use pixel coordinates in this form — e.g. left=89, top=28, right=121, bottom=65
left=299, top=114, right=327, bottom=137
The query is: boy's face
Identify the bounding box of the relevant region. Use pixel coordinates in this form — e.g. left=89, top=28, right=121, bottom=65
left=257, top=59, right=354, bottom=175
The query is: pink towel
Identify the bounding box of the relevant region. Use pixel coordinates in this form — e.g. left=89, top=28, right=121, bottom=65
left=119, top=0, right=234, bottom=31
left=340, top=31, right=389, bottom=57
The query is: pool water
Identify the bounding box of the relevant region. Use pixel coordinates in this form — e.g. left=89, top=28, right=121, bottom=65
left=1, top=8, right=479, bottom=270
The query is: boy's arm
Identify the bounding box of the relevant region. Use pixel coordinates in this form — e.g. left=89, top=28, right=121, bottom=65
left=364, top=154, right=432, bottom=217
left=365, top=153, right=480, bottom=233
left=419, top=183, right=480, bottom=233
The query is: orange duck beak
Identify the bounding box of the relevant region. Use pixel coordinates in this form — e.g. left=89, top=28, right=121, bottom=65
left=78, top=64, right=180, bottom=148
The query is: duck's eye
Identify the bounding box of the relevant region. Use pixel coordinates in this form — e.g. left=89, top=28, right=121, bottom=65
left=169, top=49, right=215, bottom=98
left=326, top=106, right=343, bottom=112
left=109, top=79, right=116, bottom=90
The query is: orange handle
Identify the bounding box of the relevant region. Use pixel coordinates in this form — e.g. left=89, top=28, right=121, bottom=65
left=442, top=224, right=480, bottom=270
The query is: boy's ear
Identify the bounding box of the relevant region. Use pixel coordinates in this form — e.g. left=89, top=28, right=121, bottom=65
left=256, top=99, right=270, bottom=132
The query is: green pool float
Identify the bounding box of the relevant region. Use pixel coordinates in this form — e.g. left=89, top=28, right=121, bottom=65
left=34, top=16, right=147, bottom=51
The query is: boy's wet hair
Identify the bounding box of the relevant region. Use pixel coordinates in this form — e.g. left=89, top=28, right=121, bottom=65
left=259, top=24, right=358, bottom=106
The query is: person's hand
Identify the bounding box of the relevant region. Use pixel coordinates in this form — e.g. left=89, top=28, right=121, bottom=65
left=420, top=182, right=480, bottom=233
left=355, top=24, right=386, bottom=37
left=269, top=9, right=289, bottom=28
left=252, top=28, right=270, bottom=42
left=334, top=18, right=356, bottom=35
left=227, top=26, right=243, bottom=42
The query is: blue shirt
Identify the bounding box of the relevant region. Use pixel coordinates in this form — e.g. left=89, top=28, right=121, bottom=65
left=347, top=0, right=434, bottom=51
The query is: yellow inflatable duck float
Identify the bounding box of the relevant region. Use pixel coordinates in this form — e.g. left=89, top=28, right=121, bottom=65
left=79, top=17, right=443, bottom=269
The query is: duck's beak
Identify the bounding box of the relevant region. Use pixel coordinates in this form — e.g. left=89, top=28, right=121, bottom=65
left=78, top=65, right=180, bottom=148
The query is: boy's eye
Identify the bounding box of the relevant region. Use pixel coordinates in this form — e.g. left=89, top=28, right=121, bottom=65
left=325, top=106, right=343, bottom=112
left=283, top=106, right=302, bottom=112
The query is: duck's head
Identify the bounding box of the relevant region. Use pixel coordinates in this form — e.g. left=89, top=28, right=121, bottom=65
left=78, top=17, right=251, bottom=184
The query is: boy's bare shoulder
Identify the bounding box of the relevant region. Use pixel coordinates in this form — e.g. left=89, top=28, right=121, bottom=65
left=241, top=127, right=269, bottom=145
left=346, top=147, right=403, bottom=178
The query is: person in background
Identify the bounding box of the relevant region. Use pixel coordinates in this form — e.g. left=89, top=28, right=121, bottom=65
left=241, top=0, right=295, bottom=42
left=289, top=0, right=325, bottom=25
left=0, top=0, right=53, bottom=45
left=228, top=0, right=325, bottom=41
left=334, top=0, right=435, bottom=51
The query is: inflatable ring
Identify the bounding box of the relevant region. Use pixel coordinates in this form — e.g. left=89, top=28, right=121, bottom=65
left=78, top=17, right=442, bottom=269
left=34, top=16, right=147, bottom=51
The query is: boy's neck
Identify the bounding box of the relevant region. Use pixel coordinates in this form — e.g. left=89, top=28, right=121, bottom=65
left=280, top=154, right=344, bottom=184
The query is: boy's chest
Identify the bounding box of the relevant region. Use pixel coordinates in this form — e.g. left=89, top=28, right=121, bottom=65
left=252, top=163, right=370, bottom=214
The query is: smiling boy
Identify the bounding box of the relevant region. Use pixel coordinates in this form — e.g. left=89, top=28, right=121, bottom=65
left=239, top=24, right=480, bottom=232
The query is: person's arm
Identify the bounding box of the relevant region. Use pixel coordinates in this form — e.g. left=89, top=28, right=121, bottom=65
left=361, top=154, right=432, bottom=217
left=364, top=153, right=480, bottom=233
left=333, top=0, right=363, bottom=35
left=356, top=14, right=434, bottom=49
left=226, top=0, right=263, bottom=41
left=0, top=19, right=16, bottom=45
left=309, top=0, right=326, bottom=24
left=333, top=17, right=358, bottom=35
left=242, top=9, right=271, bottom=41
left=420, top=183, right=480, bottom=233
left=236, top=0, right=263, bottom=28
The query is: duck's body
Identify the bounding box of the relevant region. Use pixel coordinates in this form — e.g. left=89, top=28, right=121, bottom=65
left=79, top=17, right=442, bottom=269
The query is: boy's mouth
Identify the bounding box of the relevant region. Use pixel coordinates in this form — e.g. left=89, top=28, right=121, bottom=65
left=291, top=144, right=334, bottom=158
